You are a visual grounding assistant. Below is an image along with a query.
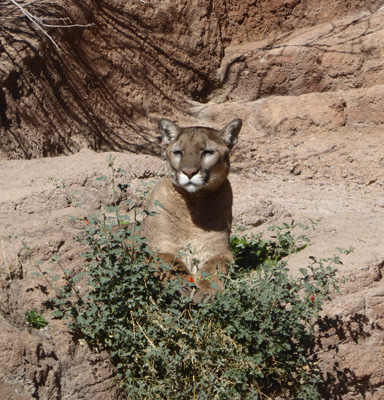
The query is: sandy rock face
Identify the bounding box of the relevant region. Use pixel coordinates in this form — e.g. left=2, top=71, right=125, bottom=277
left=211, top=12, right=384, bottom=102
left=1, top=0, right=383, bottom=159
left=1, top=0, right=227, bottom=159
left=1, top=0, right=384, bottom=399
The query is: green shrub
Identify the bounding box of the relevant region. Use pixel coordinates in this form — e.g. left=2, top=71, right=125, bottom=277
left=53, top=214, right=342, bottom=400
left=52, top=160, right=342, bottom=399
left=25, top=309, right=49, bottom=329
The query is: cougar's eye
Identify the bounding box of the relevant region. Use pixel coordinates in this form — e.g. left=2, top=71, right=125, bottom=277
left=172, top=150, right=182, bottom=156
left=202, top=149, right=215, bottom=156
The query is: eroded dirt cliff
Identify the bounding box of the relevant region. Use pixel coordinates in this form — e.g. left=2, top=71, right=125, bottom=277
left=2, top=0, right=383, bottom=159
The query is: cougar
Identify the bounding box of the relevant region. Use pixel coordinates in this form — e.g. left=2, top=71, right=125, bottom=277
left=142, top=118, right=242, bottom=303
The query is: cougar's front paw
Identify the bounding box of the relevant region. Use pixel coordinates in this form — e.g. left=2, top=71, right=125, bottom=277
left=191, top=253, right=232, bottom=304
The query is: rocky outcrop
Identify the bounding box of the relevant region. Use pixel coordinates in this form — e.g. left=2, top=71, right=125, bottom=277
left=1, top=0, right=383, bottom=159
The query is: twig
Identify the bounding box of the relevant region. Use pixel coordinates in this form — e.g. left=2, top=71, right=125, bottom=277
left=10, top=0, right=94, bottom=50
left=10, top=0, right=60, bottom=49
left=132, top=314, right=157, bottom=348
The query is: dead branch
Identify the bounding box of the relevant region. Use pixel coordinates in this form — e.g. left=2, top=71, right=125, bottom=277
left=10, top=0, right=94, bottom=50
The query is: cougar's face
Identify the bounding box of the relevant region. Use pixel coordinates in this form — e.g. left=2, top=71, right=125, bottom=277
left=158, top=119, right=242, bottom=193
left=167, top=129, right=229, bottom=193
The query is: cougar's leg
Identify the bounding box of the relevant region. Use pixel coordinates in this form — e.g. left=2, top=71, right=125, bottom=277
left=153, top=253, right=195, bottom=297
left=155, top=253, right=191, bottom=280
left=192, top=252, right=233, bottom=304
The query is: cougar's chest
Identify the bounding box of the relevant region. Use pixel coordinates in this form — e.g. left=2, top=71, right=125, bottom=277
left=166, top=179, right=232, bottom=232
left=145, top=178, right=232, bottom=256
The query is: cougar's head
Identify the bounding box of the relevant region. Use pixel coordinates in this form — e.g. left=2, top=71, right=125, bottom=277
left=158, top=118, right=242, bottom=193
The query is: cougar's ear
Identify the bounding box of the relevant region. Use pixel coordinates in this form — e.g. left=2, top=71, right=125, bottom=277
left=220, top=118, right=242, bottom=149
left=158, top=118, right=181, bottom=145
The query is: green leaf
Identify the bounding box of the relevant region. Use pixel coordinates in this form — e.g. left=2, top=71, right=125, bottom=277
left=154, top=200, right=164, bottom=209
left=210, top=280, right=220, bottom=290
left=51, top=310, right=64, bottom=318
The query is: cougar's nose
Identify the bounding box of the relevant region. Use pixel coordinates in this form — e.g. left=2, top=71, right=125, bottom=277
left=182, top=169, right=198, bottom=179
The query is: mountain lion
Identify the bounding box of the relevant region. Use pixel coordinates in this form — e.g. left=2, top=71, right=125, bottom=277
left=142, top=118, right=242, bottom=303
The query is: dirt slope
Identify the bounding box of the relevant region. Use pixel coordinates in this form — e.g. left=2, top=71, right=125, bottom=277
left=1, top=1, right=384, bottom=399
left=1, top=0, right=383, bottom=159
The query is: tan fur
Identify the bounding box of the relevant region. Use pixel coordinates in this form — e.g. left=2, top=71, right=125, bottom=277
left=142, top=118, right=242, bottom=303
